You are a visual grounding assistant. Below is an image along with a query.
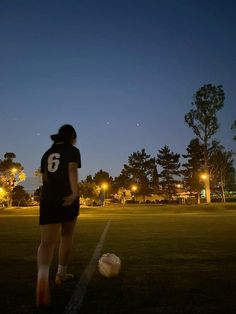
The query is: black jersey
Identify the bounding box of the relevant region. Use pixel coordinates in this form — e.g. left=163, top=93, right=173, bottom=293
left=40, top=143, right=81, bottom=202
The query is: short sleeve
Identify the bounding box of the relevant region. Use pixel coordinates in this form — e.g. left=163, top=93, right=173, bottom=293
left=40, top=155, right=45, bottom=173
left=68, top=146, right=81, bottom=168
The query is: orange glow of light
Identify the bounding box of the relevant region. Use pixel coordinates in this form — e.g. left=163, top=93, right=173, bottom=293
left=102, top=183, right=108, bottom=190
left=201, top=174, right=208, bottom=180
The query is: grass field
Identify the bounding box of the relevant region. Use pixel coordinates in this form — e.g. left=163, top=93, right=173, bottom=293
left=0, top=203, right=236, bottom=314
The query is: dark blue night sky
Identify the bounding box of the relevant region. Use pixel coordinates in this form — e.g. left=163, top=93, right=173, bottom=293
left=0, top=0, right=235, bottom=191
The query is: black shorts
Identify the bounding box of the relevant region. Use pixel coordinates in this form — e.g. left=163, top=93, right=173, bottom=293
left=39, top=198, right=80, bottom=225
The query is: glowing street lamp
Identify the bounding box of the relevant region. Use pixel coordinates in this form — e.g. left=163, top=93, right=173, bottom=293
left=199, top=173, right=210, bottom=202
left=176, top=183, right=181, bottom=195
left=131, top=185, right=138, bottom=202
left=101, top=183, right=108, bottom=205
left=11, top=168, right=17, bottom=174
left=102, top=183, right=108, bottom=191
left=201, top=173, right=208, bottom=180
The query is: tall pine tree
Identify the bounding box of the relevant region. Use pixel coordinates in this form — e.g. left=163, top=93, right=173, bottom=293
left=157, top=146, right=180, bottom=200
left=122, top=149, right=155, bottom=200
left=151, top=165, right=160, bottom=193
left=182, top=138, right=204, bottom=204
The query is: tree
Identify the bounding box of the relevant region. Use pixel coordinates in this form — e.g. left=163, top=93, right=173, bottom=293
left=34, top=186, right=42, bottom=203
left=185, top=84, right=225, bottom=203
left=4, top=152, right=16, bottom=160
left=209, top=145, right=235, bottom=202
left=79, top=181, right=100, bottom=199
left=0, top=186, right=7, bottom=206
left=85, top=175, right=94, bottom=184
left=231, top=120, right=236, bottom=141
left=151, top=165, right=160, bottom=193
left=116, top=187, right=132, bottom=204
left=34, top=168, right=42, bottom=186
left=113, top=172, right=131, bottom=192
left=12, top=185, right=30, bottom=206
left=182, top=138, right=204, bottom=204
left=0, top=152, right=26, bottom=206
left=156, top=145, right=181, bottom=200
left=122, top=149, right=155, bottom=200
left=93, top=169, right=113, bottom=194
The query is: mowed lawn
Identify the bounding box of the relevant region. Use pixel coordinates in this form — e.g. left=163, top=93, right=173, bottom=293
left=0, top=204, right=236, bottom=314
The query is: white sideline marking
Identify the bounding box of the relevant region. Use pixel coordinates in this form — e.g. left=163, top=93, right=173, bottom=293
left=64, top=218, right=112, bottom=314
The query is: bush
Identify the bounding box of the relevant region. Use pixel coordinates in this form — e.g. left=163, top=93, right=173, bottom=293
left=160, top=199, right=179, bottom=205
left=126, top=199, right=138, bottom=204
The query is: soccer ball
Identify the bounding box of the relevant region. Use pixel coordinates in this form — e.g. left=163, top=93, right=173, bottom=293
left=98, top=253, right=121, bottom=278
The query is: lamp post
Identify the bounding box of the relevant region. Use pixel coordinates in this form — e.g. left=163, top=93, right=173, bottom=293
left=11, top=168, right=17, bottom=174
left=176, top=183, right=181, bottom=196
left=200, top=173, right=209, bottom=202
left=131, top=185, right=137, bottom=202
left=102, top=183, right=108, bottom=206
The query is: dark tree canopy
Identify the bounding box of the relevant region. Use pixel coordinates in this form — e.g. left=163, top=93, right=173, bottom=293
left=184, top=84, right=225, bottom=203
left=0, top=152, right=23, bottom=173
left=122, top=149, right=155, bottom=198
left=231, top=120, right=236, bottom=141
left=113, top=172, right=131, bottom=191
left=4, top=152, right=16, bottom=160
left=185, top=84, right=225, bottom=144
left=79, top=181, right=99, bottom=199
left=12, top=185, right=30, bottom=206
left=93, top=169, right=113, bottom=186
left=209, top=144, right=235, bottom=201
left=182, top=138, right=204, bottom=202
left=156, top=145, right=180, bottom=199
left=151, top=165, right=159, bottom=193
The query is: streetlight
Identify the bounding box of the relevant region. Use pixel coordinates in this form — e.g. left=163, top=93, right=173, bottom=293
left=102, top=183, right=108, bottom=191
left=176, top=183, right=181, bottom=194
left=101, top=183, right=108, bottom=206
left=200, top=173, right=209, bottom=201
left=11, top=168, right=17, bottom=174
left=201, top=173, right=208, bottom=180
left=131, top=185, right=137, bottom=202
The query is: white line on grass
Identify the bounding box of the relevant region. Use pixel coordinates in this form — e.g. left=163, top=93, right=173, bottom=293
left=64, top=218, right=112, bottom=314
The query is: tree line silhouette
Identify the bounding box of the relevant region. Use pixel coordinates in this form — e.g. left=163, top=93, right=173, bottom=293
left=0, top=84, right=235, bottom=206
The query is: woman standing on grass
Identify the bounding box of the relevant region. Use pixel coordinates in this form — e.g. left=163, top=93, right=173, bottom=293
left=36, top=124, right=81, bottom=307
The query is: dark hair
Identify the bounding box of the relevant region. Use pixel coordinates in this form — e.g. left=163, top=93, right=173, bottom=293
left=51, top=124, right=77, bottom=143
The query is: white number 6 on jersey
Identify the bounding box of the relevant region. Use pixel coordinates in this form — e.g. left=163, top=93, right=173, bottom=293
left=47, top=153, right=60, bottom=173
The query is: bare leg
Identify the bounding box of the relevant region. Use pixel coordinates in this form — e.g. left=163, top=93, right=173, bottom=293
left=58, top=219, right=77, bottom=268
left=36, top=224, right=60, bottom=306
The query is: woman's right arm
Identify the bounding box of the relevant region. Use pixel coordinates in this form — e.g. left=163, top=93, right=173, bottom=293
left=63, top=161, right=79, bottom=206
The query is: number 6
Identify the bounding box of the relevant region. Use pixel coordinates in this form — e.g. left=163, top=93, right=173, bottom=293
left=47, top=153, right=60, bottom=173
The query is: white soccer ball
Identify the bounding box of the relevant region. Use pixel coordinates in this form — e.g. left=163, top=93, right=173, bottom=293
left=98, top=253, right=121, bottom=278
